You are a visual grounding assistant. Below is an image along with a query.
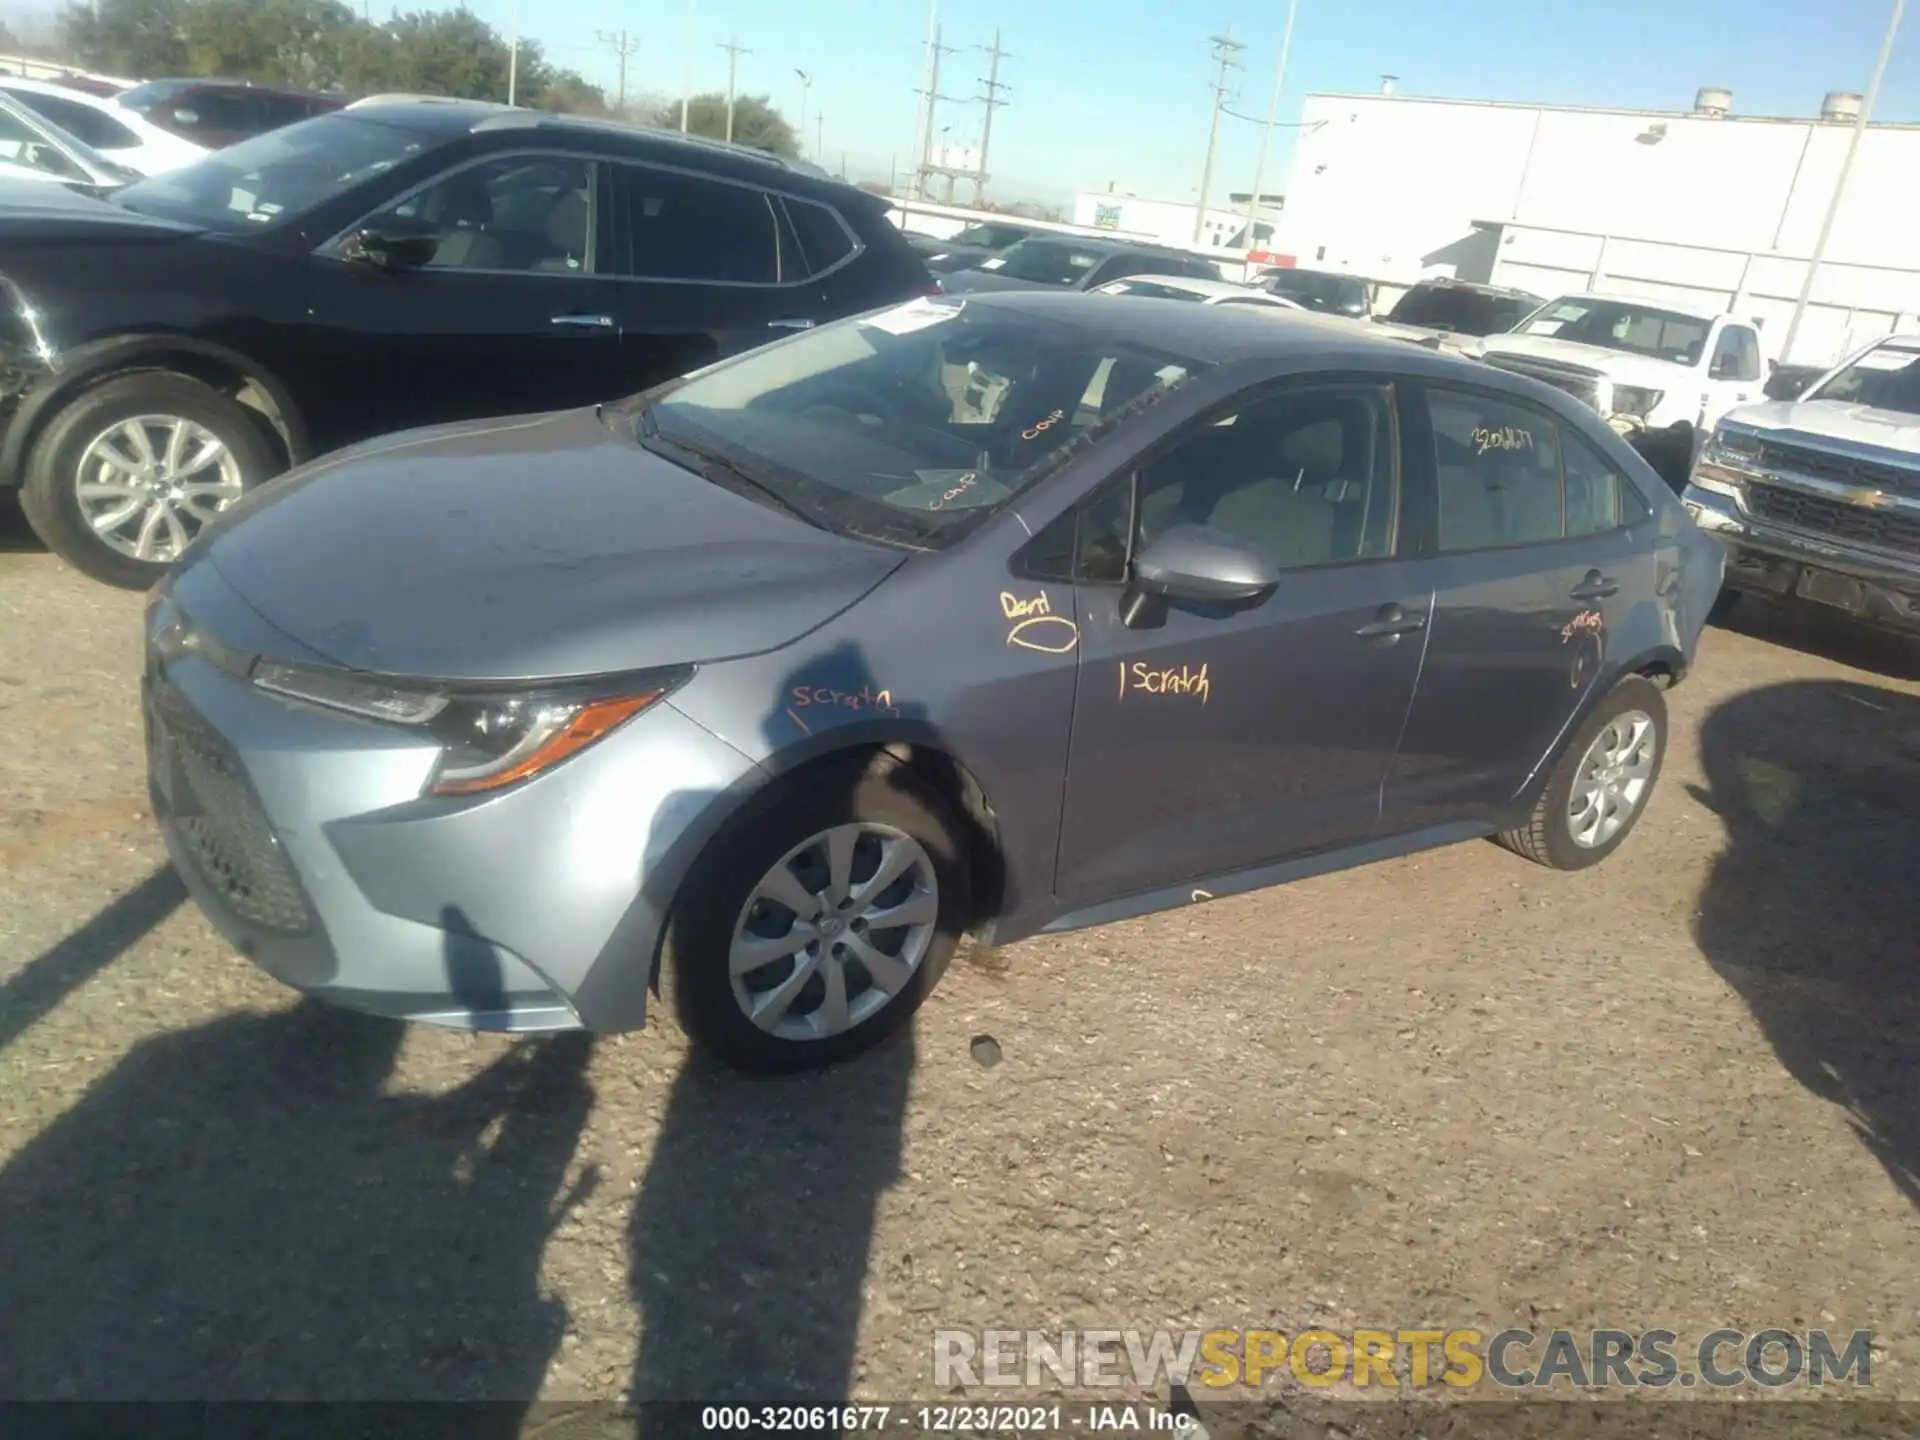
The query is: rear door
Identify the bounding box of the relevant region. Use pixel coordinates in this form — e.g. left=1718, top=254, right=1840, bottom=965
left=1050, top=377, right=1432, bottom=905
left=598, top=160, right=837, bottom=394
left=303, top=150, right=622, bottom=444
left=1379, top=382, right=1654, bottom=833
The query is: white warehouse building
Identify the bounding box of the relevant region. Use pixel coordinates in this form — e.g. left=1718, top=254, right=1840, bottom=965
left=1273, top=87, right=1920, bottom=367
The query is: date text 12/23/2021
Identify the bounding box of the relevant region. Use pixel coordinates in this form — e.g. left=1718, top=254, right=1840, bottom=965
left=697, top=1404, right=1196, bottom=1433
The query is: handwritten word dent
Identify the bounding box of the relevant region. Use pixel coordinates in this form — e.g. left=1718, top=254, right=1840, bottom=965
left=1119, top=660, right=1212, bottom=704
left=1560, top=609, right=1604, bottom=642
left=1020, top=409, right=1067, bottom=441
left=1001, top=590, right=1052, bottom=619
left=791, top=684, right=900, bottom=717
left=1471, top=425, right=1536, bottom=455
left=927, top=472, right=978, bottom=511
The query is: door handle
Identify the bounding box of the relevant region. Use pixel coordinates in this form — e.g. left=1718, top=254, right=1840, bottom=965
left=1355, top=603, right=1427, bottom=638
left=551, top=313, right=614, bottom=328
left=767, top=317, right=815, bottom=330
left=1569, top=570, right=1619, bottom=602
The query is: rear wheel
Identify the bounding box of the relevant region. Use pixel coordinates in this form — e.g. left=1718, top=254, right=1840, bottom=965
left=1498, top=675, right=1666, bottom=871
left=660, top=756, right=970, bottom=1072
left=20, top=373, right=278, bottom=589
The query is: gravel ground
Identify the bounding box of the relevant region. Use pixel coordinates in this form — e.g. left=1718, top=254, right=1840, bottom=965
left=1, top=498, right=1917, bottom=1426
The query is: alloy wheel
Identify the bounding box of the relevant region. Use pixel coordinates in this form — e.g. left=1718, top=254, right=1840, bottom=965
left=1567, top=709, right=1658, bottom=849
left=74, top=415, right=246, bottom=564
left=729, top=822, right=940, bottom=1042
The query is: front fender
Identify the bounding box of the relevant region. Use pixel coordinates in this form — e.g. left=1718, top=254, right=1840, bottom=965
left=0, top=331, right=311, bottom=487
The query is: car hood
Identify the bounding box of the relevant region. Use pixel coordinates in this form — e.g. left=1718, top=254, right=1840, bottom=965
left=198, top=408, right=909, bottom=683
left=1476, top=333, right=1693, bottom=385
left=0, top=177, right=200, bottom=242
left=1720, top=398, right=1920, bottom=455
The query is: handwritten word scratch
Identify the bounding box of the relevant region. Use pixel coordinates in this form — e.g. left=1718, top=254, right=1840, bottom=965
left=1191, top=889, right=1214, bottom=902
left=927, top=472, right=978, bottom=511
left=1560, top=609, right=1604, bottom=643
left=1119, top=660, right=1212, bottom=704
left=1472, top=425, right=1536, bottom=455
left=791, top=684, right=901, bottom=718
left=1000, top=590, right=1080, bottom=653
left=1020, top=409, right=1067, bottom=441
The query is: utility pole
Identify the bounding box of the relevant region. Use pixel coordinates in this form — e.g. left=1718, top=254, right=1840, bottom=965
left=1782, top=0, right=1906, bottom=364
left=911, top=0, right=939, bottom=200
left=1193, top=26, right=1245, bottom=243
left=815, top=113, right=825, bottom=165
left=913, top=24, right=961, bottom=200
left=1242, top=0, right=1299, bottom=258
left=717, top=36, right=750, bottom=143
left=679, top=0, right=694, bottom=133
left=971, top=28, right=1010, bottom=204
left=506, top=0, right=520, bottom=104
left=596, top=29, right=641, bottom=113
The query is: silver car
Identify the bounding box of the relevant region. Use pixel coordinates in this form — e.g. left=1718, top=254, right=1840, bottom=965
left=145, top=293, right=1722, bottom=1071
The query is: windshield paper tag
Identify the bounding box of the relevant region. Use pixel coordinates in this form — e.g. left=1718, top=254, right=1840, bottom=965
left=860, top=297, right=964, bottom=336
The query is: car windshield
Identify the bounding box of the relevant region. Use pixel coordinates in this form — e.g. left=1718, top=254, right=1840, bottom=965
left=1806, top=342, right=1920, bottom=415
left=950, top=223, right=1023, bottom=249
left=110, top=113, right=431, bottom=231
left=1387, top=285, right=1537, bottom=336
left=1515, top=297, right=1713, bottom=365
left=113, top=80, right=190, bottom=114
left=990, top=238, right=1109, bottom=285
left=624, top=297, right=1208, bottom=549
left=1267, top=271, right=1354, bottom=304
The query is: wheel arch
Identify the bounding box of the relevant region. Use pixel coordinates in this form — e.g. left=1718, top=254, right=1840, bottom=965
left=1508, top=645, right=1685, bottom=824
left=2, top=334, right=311, bottom=487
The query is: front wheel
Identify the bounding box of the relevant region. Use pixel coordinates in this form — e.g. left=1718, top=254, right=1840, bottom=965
left=20, top=372, right=279, bottom=589
left=660, top=756, right=971, bottom=1072
left=1497, top=675, right=1667, bottom=871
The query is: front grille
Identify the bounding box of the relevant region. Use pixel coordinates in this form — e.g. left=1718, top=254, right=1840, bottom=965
left=1746, top=482, right=1920, bottom=556
left=151, top=680, right=312, bottom=934
left=1755, top=439, right=1919, bottom=498
left=1481, top=356, right=1602, bottom=410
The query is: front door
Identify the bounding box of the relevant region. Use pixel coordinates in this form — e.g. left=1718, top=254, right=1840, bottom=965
left=1381, top=382, right=1651, bottom=832
left=1702, top=319, right=1764, bottom=431
left=303, top=153, right=622, bottom=448
left=1053, top=379, right=1431, bottom=906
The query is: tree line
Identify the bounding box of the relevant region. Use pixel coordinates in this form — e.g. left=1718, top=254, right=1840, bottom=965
left=44, top=0, right=800, bottom=155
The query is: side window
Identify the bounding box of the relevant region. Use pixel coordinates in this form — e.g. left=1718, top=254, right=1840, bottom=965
left=0, top=108, right=83, bottom=179
left=1562, top=431, right=1623, bottom=536
left=781, top=197, right=854, bottom=277
left=614, top=164, right=778, bottom=283
left=182, top=91, right=259, bottom=134
left=1428, top=388, right=1564, bottom=551
left=1730, top=325, right=1762, bottom=382
left=1710, top=325, right=1748, bottom=381
left=15, top=91, right=138, bottom=150
left=370, top=156, right=595, bottom=274
left=1075, top=384, right=1400, bottom=576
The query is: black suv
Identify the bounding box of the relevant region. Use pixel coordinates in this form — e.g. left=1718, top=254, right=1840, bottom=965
left=0, top=99, right=931, bottom=586
left=1256, top=266, right=1372, bottom=317
left=935, top=234, right=1223, bottom=294
left=1374, top=277, right=1543, bottom=344
left=116, top=78, right=345, bottom=148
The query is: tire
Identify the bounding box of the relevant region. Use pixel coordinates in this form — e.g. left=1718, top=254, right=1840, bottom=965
left=1497, top=675, right=1667, bottom=871
left=1708, top=588, right=1744, bottom=625
left=20, top=372, right=279, bottom=589
left=660, top=755, right=971, bottom=1073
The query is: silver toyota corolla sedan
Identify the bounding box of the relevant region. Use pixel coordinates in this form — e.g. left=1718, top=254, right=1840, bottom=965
left=144, top=293, right=1723, bottom=1071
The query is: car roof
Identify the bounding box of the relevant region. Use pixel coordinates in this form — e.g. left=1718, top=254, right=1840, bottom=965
left=123, top=76, right=333, bottom=97
left=961, top=289, right=1485, bottom=364
left=1013, top=232, right=1205, bottom=260
left=1401, top=277, right=1538, bottom=298
left=0, top=76, right=116, bottom=104
left=343, top=100, right=855, bottom=191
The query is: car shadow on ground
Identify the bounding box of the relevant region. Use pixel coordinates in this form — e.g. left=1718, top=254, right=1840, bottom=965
left=0, top=915, right=596, bottom=1424
left=0, top=492, right=42, bottom=554
left=1713, top=593, right=1920, bottom=683
left=1690, top=676, right=1920, bottom=1210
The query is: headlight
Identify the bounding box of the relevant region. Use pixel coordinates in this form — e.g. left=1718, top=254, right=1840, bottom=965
left=250, top=661, right=689, bottom=795
left=1611, top=384, right=1664, bottom=419
left=1701, top=427, right=1762, bottom=466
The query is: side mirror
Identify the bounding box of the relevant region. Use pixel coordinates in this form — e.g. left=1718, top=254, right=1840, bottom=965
left=1129, top=523, right=1279, bottom=606
left=339, top=221, right=440, bottom=272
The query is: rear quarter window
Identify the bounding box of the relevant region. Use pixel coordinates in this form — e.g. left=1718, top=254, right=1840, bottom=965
left=781, top=197, right=856, bottom=276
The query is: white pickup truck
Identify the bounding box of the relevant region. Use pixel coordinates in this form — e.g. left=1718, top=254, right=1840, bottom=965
left=1470, top=292, right=1770, bottom=491
left=1683, top=334, right=1920, bottom=636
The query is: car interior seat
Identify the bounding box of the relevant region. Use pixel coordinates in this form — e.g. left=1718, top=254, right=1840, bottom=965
left=530, top=186, right=590, bottom=272
left=425, top=169, right=502, bottom=270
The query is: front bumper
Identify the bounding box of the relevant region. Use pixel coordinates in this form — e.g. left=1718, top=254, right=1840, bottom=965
left=1682, top=483, right=1920, bottom=632
left=144, top=562, right=764, bottom=1032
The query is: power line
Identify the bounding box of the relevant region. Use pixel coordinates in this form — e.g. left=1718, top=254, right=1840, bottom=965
left=717, top=36, right=750, bottom=143
left=1192, top=26, right=1245, bottom=244
left=912, top=25, right=962, bottom=199
left=595, top=28, right=641, bottom=113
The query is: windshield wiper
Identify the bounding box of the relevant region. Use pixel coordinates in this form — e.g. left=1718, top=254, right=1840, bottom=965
left=637, top=423, right=822, bottom=530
